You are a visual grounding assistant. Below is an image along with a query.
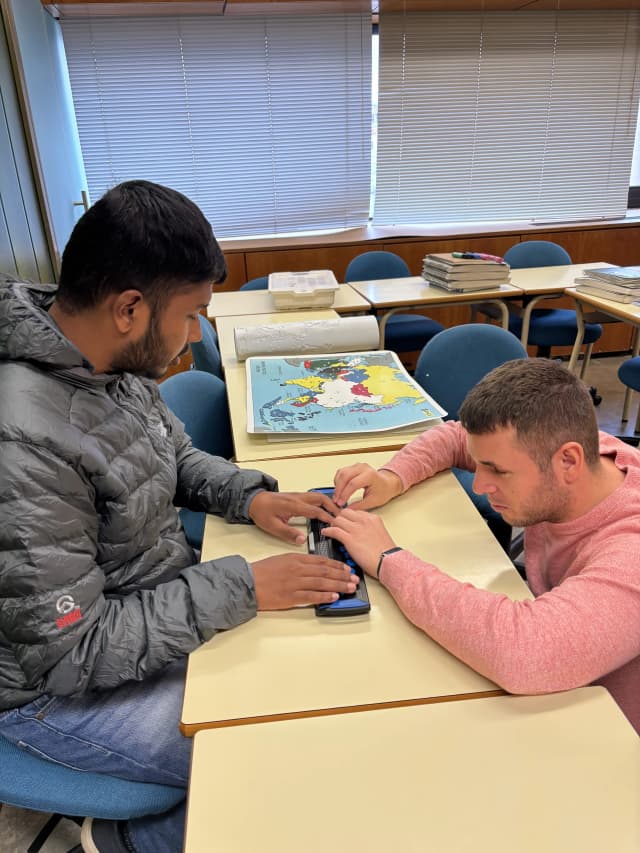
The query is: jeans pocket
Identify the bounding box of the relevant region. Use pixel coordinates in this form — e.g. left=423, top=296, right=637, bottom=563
left=16, top=738, right=93, bottom=772
left=19, top=695, right=60, bottom=721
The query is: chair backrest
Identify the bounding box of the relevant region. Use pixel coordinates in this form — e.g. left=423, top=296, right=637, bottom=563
left=240, top=276, right=269, bottom=291
left=159, top=369, right=233, bottom=459
left=415, top=324, right=527, bottom=420
left=618, top=356, right=640, bottom=393
left=503, top=240, right=571, bottom=269
left=0, top=733, right=183, bottom=819
left=190, top=315, right=222, bottom=379
left=345, top=250, right=411, bottom=282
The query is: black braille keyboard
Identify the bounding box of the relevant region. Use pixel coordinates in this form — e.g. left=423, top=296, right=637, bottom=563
left=307, top=517, right=370, bottom=617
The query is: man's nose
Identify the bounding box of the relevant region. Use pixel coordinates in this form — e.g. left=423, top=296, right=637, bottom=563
left=472, top=470, right=495, bottom=496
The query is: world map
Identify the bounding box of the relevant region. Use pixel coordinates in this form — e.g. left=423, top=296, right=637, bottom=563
left=246, top=351, right=446, bottom=434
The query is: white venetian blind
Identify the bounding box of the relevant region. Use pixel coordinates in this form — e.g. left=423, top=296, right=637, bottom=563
left=61, top=14, right=371, bottom=238
left=374, top=10, right=640, bottom=226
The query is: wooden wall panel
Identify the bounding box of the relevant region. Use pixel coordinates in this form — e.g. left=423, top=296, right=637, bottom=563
left=574, top=227, right=640, bottom=265
left=244, top=245, right=368, bottom=284
left=514, top=230, right=583, bottom=261
left=216, top=249, right=247, bottom=291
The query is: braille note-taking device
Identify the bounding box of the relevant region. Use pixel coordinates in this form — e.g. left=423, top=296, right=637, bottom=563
left=307, top=488, right=370, bottom=618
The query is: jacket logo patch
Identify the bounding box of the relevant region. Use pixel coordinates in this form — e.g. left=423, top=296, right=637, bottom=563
left=55, top=594, right=82, bottom=629
left=56, top=594, right=75, bottom=615
left=56, top=608, right=82, bottom=630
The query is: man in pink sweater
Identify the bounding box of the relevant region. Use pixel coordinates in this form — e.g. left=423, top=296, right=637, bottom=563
left=326, top=358, right=640, bottom=735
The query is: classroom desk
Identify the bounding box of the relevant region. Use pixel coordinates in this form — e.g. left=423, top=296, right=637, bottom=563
left=180, top=451, right=530, bottom=735
left=348, top=275, right=523, bottom=347
left=184, top=687, right=640, bottom=853
left=508, top=262, right=608, bottom=345
left=207, top=283, right=370, bottom=319
left=566, top=287, right=640, bottom=372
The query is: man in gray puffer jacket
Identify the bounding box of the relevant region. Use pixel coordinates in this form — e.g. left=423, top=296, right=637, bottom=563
left=0, top=181, right=355, bottom=853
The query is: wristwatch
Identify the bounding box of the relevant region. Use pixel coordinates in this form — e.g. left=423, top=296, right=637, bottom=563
left=376, top=546, right=403, bottom=578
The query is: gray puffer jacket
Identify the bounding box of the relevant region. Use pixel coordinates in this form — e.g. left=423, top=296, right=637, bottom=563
left=0, top=280, right=277, bottom=710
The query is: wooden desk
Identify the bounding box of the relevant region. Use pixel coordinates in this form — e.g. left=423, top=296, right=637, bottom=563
left=185, top=687, right=640, bottom=853
left=566, top=287, right=640, bottom=370
left=181, top=452, right=530, bottom=735
left=509, top=262, right=608, bottom=345
left=566, top=286, right=640, bottom=421
left=207, top=284, right=370, bottom=319
left=349, top=275, right=523, bottom=346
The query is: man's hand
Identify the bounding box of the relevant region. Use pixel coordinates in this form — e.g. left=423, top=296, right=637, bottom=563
left=333, top=463, right=403, bottom=511
left=251, top=553, right=357, bottom=610
left=322, top=508, right=397, bottom=577
left=248, top=491, right=340, bottom=545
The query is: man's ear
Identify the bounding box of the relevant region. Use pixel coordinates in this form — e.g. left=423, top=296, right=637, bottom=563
left=112, top=290, right=147, bottom=335
left=553, top=441, right=584, bottom=484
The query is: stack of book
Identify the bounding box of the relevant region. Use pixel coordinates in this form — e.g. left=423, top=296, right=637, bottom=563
left=422, top=253, right=511, bottom=293
left=574, top=266, right=640, bottom=304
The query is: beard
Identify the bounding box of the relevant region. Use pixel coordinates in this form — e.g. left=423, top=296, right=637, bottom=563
left=110, top=314, right=186, bottom=380
left=500, top=469, right=572, bottom=528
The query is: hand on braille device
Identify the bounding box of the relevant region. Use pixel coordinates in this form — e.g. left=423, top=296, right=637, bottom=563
left=307, top=488, right=370, bottom=617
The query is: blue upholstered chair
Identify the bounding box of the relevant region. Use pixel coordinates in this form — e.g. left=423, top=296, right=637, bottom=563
left=618, top=355, right=640, bottom=433
left=159, top=370, right=233, bottom=549
left=345, top=251, right=444, bottom=353
left=504, top=241, right=603, bottom=373
left=190, top=315, right=222, bottom=379
left=414, top=324, right=528, bottom=556
left=240, top=276, right=269, bottom=291
left=0, top=734, right=183, bottom=853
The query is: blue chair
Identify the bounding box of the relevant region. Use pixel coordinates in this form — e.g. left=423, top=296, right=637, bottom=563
left=0, top=734, right=183, bottom=853
left=240, top=276, right=269, bottom=291
left=159, top=370, right=233, bottom=549
left=345, top=251, right=444, bottom=353
left=414, top=324, right=528, bottom=557
left=504, top=241, right=602, bottom=373
left=190, top=315, right=222, bottom=379
left=618, top=355, right=640, bottom=433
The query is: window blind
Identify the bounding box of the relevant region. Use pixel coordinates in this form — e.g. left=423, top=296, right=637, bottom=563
left=374, top=10, right=640, bottom=226
left=61, top=14, right=371, bottom=238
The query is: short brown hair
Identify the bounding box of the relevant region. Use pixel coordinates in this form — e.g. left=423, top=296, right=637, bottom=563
left=459, top=358, right=600, bottom=469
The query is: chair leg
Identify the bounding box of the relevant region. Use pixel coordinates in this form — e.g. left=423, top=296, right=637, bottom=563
left=635, top=400, right=640, bottom=434
left=622, top=387, right=634, bottom=423
left=27, top=814, right=64, bottom=853
left=579, top=342, right=594, bottom=380
left=622, top=329, right=640, bottom=422
left=26, top=813, right=83, bottom=853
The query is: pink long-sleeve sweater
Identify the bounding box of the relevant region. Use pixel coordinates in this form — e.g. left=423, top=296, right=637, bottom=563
left=380, top=422, right=640, bottom=735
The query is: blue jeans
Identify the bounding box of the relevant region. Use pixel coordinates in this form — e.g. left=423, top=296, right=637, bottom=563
left=0, top=659, right=191, bottom=853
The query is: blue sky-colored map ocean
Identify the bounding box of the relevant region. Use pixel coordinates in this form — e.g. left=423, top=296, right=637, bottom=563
left=246, top=351, right=446, bottom=434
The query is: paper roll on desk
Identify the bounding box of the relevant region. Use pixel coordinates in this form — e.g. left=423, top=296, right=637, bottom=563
left=234, top=315, right=380, bottom=361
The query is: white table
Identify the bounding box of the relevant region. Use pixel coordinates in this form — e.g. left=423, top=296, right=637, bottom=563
left=185, top=687, right=640, bottom=853
left=181, top=451, right=530, bottom=735
left=508, top=262, right=609, bottom=345
left=349, top=275, right=523, bottom=347
left=207, top=284, right=370, bottom=319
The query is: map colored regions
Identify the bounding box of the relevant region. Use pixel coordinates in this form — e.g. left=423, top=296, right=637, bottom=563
left=246, top=351, right=447, bottom=434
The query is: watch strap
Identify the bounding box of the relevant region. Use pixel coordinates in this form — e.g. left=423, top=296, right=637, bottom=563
left=376, top=546, right=403, bottom=578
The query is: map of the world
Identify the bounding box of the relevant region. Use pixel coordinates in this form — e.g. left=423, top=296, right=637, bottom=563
left=246, top=351, right=446, bottom=434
